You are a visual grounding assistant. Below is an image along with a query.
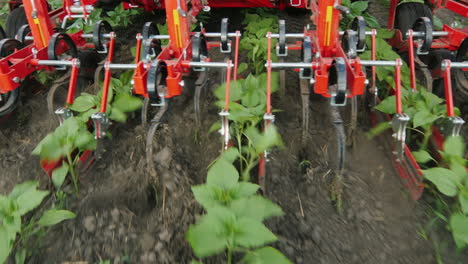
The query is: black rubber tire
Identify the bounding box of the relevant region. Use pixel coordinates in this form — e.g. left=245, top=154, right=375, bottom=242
left=394, top=3, right=432, bottom=39
left=5, top=7, right=28, bottom=39
left=76, top=50, right=101, bottom=90
left=455, top=38, right=468, bottom=101
left=0, top=37, right=23, bottom=117
left=427, top=49, right=455, bottom=78
left=0, top=25, right=6, bottom=40
left=426, top=50, right=457, bottom=98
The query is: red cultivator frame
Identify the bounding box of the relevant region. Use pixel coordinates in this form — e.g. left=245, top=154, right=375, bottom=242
left=256, top=0, right=467, bottom=198
left=0, top=0, right=116, bottom=175
left=258, top=0, right=406, bottom=184
left=85, top=0, right=244, bottom=176
left=123, top=0, right=307, bottom=10
left=5, top=0, right=465, bottom=198
left=0, top=0, right=109, bottom=117
left=383, top=0, right=468, bottom=198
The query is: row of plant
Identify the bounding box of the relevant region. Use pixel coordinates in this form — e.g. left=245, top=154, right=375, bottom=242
left=186, top=9, right=292, bottom=263
left=187, top=76, right=288, bottom=263
left=0, top=181, right=75, bottom=263
left=343, top=0, right=468, bottom=253
left=1, top=5, right=145, bottom=263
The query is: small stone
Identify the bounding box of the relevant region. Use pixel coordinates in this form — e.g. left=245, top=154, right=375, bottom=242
left=284, top=245, right=295, bottom=256
left=118, top=226, right=126, bottom=237
left=111, top=208, right=120, bottom=222
left=299, top=221, right=310, bottom=233
left=148, top=252, right=156, bottom=262
left=154, top=241, right=164, bottom=251
left=158, top=229, right=172, bottom=242
left=359, top=210, right=373, bottom=222
left=376, top=201, right=383, bottom=209
left=312, top=227, right=321, bottom=244
left=141, top=233, right=156, bottom=251
left=83, top=216, right=96, bottom=233
left=155, top=147, right=172, bottom=168
left=296, top=257, right=304, bottom=264
left=140, top=252, right=149, bottom=262
left=73, top=238, right=82, bottom=248
left=97, top=216, right=104, bottom=228
left=306, top=186, right=316, bottom=196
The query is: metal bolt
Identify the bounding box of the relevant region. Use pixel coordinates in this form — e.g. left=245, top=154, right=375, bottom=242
left=310, top=78, right=316, bottom=84
left=179, top=80, right=185, bottom=87
left=12, top=77, right=20, bottom=83
left=203, top=6, right=211, bottom=12
left=364, top=79, right=369, bottom=85
left=130, top=80, right=135, bottom=85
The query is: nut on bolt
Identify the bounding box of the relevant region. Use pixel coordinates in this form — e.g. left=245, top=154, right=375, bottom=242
left=12, top=77, right=20, bottom=83
left=179, top=80, right=185, bottom=87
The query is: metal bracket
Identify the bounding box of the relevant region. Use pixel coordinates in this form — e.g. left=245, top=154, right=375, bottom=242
left=149, top=85, right=167, bottom=107
left=263, top=113, right=275, bottom=123
left=440, top=116, right=465, bottom=138
left=220, top=41, right=231, bottom=54
left=219, top=110, right=230, bottom=149
left=391, top=113, right=410, bottom=161
left=290, top=0, right=302, bottom=7
left=91, top=112, right=111, bottom=139
left=55, top=107, right=73, bottom=125
left=276, top=43, right=288, bottom=57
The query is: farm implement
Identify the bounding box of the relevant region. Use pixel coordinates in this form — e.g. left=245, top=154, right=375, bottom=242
left=0, top=0, right=109, bottom=118
left=0, top=0, right=118, bottom=175
left=381, top=0, right=468, bottom=198
left=3, top=0, right=465, bottom=200
left=257, top=0, right=467, bottom=197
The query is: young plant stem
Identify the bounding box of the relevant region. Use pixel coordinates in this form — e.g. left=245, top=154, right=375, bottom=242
left=227, top=247, right=233, bottom=264
left=421, top=126, right=433, bottom=149
left=67, top=153, right=78, bottom=193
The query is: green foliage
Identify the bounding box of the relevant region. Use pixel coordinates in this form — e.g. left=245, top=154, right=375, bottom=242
left=421, top=136, right=468, bottom=249
left=0, top=4, right=9, bottom=28
left=67, top=4, right=140, bottom=34
left=187, top=153, right=290, bottom=263
left=189, top=16, right=288, bottom=259
left=341, top=0, right=380, bottom=29
left=213, top=73, right=283, bottom=181
left=33, top=72, right=142, bottom=192
left=240, top=10, right=279, bottom=74
left=67, top=8, right=104, bottom=34
left=72, top=72, right=143, bottom=123
left=0, top=181, right=75, bottom=263
left=32, top=117, right=96, bottom=192
left=105, top=4, right=140, bottom=28
left=48, top=0, right=63, bottom=9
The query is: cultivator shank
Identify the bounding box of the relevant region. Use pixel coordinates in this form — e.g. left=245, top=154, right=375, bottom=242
left=6, top=0, right=464, bottom=200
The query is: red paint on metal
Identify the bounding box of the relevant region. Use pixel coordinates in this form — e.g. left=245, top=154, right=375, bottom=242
left=66, top=59, right=80, bottom=105
left=443, top=60, right=455, bottom=117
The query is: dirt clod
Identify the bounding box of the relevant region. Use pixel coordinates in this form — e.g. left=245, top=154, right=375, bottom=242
left=83, top=216, right=96, bottom=233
